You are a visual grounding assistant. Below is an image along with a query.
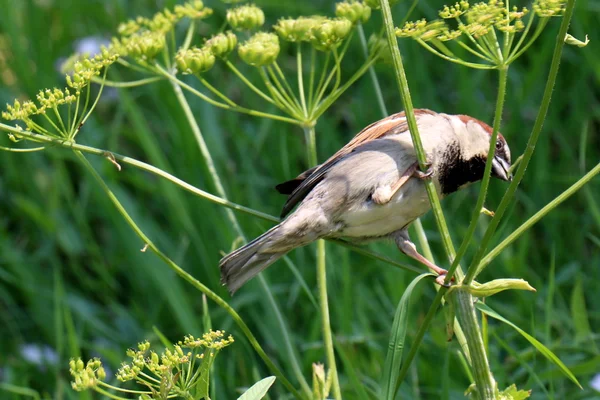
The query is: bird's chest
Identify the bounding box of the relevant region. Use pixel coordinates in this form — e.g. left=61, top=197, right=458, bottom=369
left=334, top=179, right=432, bottom=238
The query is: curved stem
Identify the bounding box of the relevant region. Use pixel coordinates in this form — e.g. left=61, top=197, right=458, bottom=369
left=75, top=69, right=109, bottom=139
left=225, top=60, right=275, bottom=104
left=91, top=76, right=164, bottom=88
left=198, top=76, right=238, bottom=107
left=450, top=67, right=508, bottom=281
left=465, top=0, right=577, bottom=283
left=357, top=24, right=387, bottom=117
left=158, top=66, right=302, bottom=125
left=416, top=40, right=496, bottom=70
left=296, top=44, right=308, bottom=117
left=73, top=150, right=301, bottom=398
left=304, top=125, right=341, bottom=400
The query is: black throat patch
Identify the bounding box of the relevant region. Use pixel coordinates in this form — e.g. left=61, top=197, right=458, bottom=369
left=438, top=144, right=487, bottom=195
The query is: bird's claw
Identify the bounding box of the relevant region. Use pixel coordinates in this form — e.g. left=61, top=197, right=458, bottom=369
left=413, top=162, right=433, bottom=179
left=435, top=272, right=453, bottom=288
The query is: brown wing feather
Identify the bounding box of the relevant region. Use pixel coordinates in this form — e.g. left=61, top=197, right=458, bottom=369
left=278, top=109, right=436, bottom=217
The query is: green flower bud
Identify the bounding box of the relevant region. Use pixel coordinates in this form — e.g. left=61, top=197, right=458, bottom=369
left=310, top=18, right=353, bottom=51
left=274, top=16, right=324, bottom=42
left=126, top=31, right=166, bottom=61
left=227, top=4, right=265, bottom=31
left=439, top=1, right=470, bottom=19
left=176, top=47, right=215, bottom=74
left=533, top=0, right=566, bottom=17
left=336, top=1, right=371, bottom=24
left=206, top=31, right=237, bottom=58
left=363, top=0, right=398, bottom=10
left=174, top=0, right=213, bottom=20
left=118, top=19, right=141, bottom=36
left=417, top=20, right=448, bottom=41
left=395, top=19, right=428, bottom=38
left=238, top=32, right=280, bottom=67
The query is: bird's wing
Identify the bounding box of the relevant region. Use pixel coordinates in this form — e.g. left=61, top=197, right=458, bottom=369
left=278, top=109, right=436, bottom=217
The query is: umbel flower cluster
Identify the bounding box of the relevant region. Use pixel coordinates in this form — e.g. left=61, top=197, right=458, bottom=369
left=69, top=330, right=234, bottom=399
left=1, top=48, right=118, bottom=140
left=395, top=0, right=567, bottom=68
left=2, top=0, right=380, bottom=140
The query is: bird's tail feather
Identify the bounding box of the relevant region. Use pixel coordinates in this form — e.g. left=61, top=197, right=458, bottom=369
left=219, top=225, right=286, bottom=294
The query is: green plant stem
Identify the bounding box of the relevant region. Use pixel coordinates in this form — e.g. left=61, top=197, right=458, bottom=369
left=225, top=60, right=275, bottom=104
left=73, top=150, right=301, bottom=398
left=451, top=67, right=508, bottom=280
left=357, top=24, right=387, bottom=117
left=464, top=0, right=577, bottom=284
left=379, top=0, right=460, bottom=273
left=175, top=79, right=241, bottom=235
left=305, top=125, right=341, bottom=400
left=449, top=288, right=496, bottom=399
left=155, top=65, right=302, bottom=125
left=91, top=76, right=164, bottom=87
left=480, top=162, right=600, bottom=270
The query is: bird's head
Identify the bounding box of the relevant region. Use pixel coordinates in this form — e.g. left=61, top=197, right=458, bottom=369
left=438, top=113, right=512, bottom=194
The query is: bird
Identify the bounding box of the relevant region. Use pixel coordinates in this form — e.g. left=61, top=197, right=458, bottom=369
left=220, top=109, right=512, bottom=294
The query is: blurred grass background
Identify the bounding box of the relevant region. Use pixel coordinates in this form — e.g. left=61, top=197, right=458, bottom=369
left=0, top=0, right=599, bottom=398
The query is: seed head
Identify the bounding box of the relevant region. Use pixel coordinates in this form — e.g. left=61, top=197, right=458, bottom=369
left=335, top=1, right=372, bottom=25
left=174, top=0, right=213, bottom=20
left=310, top=18, right=353, bottom=51
left=206, top=31, right=238, bottom=58
left=227, top=4, right=265, bottom=31
left=274, top=16, right=324, bottom=42
left=176, top=47, right=216, bottom=74
left=238, top=32, right=280, bottom=67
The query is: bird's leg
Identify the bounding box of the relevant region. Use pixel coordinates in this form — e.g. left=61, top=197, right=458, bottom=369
left=371, top=161, right=434, bottom=205
left=393, top=230, right=451, bottom=287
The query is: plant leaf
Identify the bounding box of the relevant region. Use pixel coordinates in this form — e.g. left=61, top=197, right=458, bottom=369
left=237, top=376, right=276, bottom=400
left=476, top=302, right=582, bottom=388
left=570, top=275, right=597, bottom=351
left=380, top=273, right=434, bottom=399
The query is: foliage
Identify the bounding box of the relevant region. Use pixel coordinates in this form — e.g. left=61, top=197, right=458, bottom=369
left=0, top=0, right=598, bottom=399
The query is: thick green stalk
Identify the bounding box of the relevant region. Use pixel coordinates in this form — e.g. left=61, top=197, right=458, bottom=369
left=379, top=0, right=460, bottom=272
left=450, top=67, right=508, bottom=280
left=304, top=125, right=342, bottom=400
left=73, top=150, right=301, bottom=398
left=449, top=288, right=496, bottom=399
left=464, top=0, right=577, bottom=284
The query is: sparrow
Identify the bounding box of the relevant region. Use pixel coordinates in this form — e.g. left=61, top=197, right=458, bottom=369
left=220, top=109, right=512, bottom=293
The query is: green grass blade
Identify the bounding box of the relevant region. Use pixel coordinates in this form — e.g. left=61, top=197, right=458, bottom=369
left=380, top=273, right=434, bottom=400
left=476, top=302, right=582, bottom=388
left=570, top=276, right=597, bottom=351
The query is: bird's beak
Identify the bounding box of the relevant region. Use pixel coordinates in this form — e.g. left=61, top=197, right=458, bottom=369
left=492, top=156, right=512, bottom=181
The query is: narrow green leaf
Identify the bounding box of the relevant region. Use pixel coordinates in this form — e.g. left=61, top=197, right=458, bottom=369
left=237, top=376, right=276, bottom=400
left=152, top=326, right=174, bottom=350
left=381, top=273, right=434, bottom=400
left=570, top=275, right=596, bottom=350
left=476, top=302, right=582, bottom=388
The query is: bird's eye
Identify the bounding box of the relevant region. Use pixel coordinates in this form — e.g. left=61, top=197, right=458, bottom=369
left=495, top=140, right=503, bottom=150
